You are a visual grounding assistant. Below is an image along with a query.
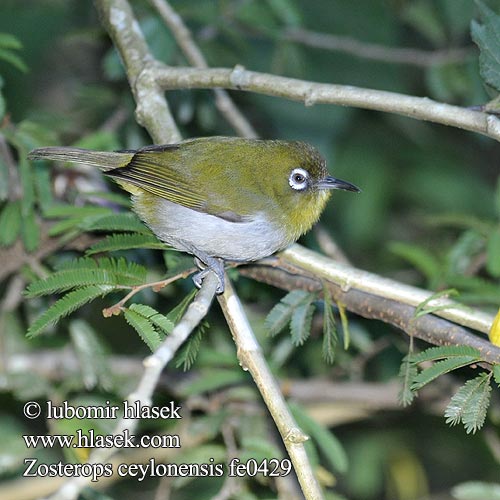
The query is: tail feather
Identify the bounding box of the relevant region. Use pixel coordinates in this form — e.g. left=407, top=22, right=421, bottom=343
left=27, top=147, right=132, bottom=172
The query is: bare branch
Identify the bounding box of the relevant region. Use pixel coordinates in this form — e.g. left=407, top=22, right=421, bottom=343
left=95, top=0, right=181, bottom=143
left=217, top=274, right=323, bottom=500
left=153, top=65, right=500, bottom=142
left=283, top=244, right=493, bottom=335
left=284, top=28, right=475, bottom=68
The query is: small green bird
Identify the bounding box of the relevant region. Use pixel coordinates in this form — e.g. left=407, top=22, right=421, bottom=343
left=28, top=136, right=359, bottom=292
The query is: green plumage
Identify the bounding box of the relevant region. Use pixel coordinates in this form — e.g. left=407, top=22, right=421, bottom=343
left=28, top=136, right=359, bottom=292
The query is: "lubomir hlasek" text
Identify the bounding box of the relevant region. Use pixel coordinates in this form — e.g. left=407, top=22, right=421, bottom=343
left=45, top=400, right=182, bottom=419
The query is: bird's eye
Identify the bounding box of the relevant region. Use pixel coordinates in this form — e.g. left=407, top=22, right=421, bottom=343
left=289, top=168, right=309, bottom=191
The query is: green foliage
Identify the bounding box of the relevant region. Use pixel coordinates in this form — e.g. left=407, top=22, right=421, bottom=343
left=44, top=205, right=152, bottom=238
left=175, top=321, right=207, bottom=371
left=123, top=306, right=163, bottom=351
left=0, top=155, right=8, bottom=202
left=69, top=319, right=112, bottom=391
left=496, top=177, right=500, bottom=218
left=290, top=401, right=348, bottom=474
left=409, top=345, right=481, bottom=364
left=25, top=257, right=148, bottom=297
left=486, top=227, right=500, bottom=277
left=398, top=354, right=418, bottom=407
left=411, top=356, right=480, bottom=391
left=84, top=212, right=151, bottom=233
left=128, top=303, right=174, bottom=335
left=290, top=293, right=316, bottom=346
left=0, top=199, right=21, bottom=246
left=400, top=345, right=494, bottom=432
left=444, top=372, right=492, bottom=434
left=86, top=233, right=168, bottom=255
left=389, top=241, right=441, bottom=287
left=337, top=302, right=350, bottom=349
left=123, top=303, right=176, bottom=352
left=180, top=368, right=248, bottom=396
left=0, top=32, right=27, bottom=72
left=27, top=285, right=114, bottom=338
left=265, top=290, right=312, bottom=336
left=165, top=288, right=197, bottom=325
left=322, top=283, right=338, bottom=363
left=20, top=209, right=39, bottom=252
left=494, top=365, right=500, bottom=386
left=471, top=1, right=500, bottom=92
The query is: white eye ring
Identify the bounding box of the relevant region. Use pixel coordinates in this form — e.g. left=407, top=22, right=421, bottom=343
left=289, top=168, right=309, bottom=191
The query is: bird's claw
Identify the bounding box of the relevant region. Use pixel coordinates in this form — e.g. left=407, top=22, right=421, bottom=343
left=192, top=257, right=225, bottom=294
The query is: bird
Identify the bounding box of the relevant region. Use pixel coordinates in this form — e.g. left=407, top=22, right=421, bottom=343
left=28, top=136, right=360, bottom=293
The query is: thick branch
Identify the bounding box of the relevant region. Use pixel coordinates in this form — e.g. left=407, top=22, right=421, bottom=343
left=283, top=245, right=493, bottom=334
left=153, top=65, right=500, bottom=142
left=95, top=0, right=180, bottom=143
left=217, top=274, right=323, bottom=500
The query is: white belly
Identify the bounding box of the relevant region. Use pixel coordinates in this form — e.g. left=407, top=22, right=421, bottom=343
left=134, top=197, right=288, bottom=261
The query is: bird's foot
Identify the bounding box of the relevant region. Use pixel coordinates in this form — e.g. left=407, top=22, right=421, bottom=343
left=192, top=255, right=225, bottom=294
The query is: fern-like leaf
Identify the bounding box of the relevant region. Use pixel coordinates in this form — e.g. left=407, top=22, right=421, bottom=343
left=25, top=257, right=147, bottom=297
left=48, top=218, right=85, bottom=236
left=27, top=285, right=113, bottom=337
left=445, top=373, right=489, bottom=427
left=322, top=284, right=337, bottom=364
left=44, top=204, right=112, bottom=218
left=165, top=289, right=197, bottom=325
left=128, top=304, right=174, bottom=335
left=0, top=200, right=22, bottom=246
left=409, top=345, right=481, bottom=364
left=462, top=373, right=491, bottom=434
left=411, top=356, right=480, bottom=391
left=461, top=373, right=492, bottom=434
left=123, top=308, right=162, bottom=351
left=290, top=295, right=315, bottom=346
left=289, top=401, right=348, bottom=474
left=175, top=321, right=207, bottom=371
left=265, top=290, right=312, bottom=337
left=69, top=319, right=112, bottom=391
left=494, top=365, right=500, bottom=387
left=398, top=355, right=418, bottom=407
left=84, top=212, right=151, bottom=233
left=21, top=209, right=40, bottom=252
left=86, top=233, right=167, bottom=255
left=413, top=288, right=463, bottom=319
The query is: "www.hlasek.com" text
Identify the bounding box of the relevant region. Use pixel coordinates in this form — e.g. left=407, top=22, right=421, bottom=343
left=23, top=429, right=180, bottom=449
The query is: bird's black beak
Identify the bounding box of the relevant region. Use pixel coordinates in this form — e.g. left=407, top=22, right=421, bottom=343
left=317, top=176, right=361, bottom=193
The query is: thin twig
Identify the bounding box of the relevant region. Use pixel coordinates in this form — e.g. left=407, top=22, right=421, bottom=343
left=43, top=271, right=219, bottom=500
left=152, top=65, right=500, bottom=142
left=217, top=274, right=323, bottom=500
left=149, top=0, right=258, bottom=138
left=284, top=27, right=475, bottom=67
left=102, top=267, right=196, bottom=317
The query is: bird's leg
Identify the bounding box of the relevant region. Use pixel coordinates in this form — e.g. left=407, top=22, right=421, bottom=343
left=191, top=251, right=225, bottom=294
